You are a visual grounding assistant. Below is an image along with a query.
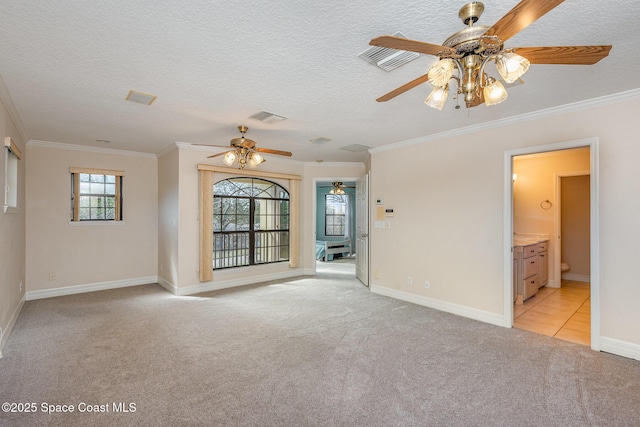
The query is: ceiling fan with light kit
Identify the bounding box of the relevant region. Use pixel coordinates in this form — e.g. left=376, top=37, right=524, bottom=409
left=320, top=182, right=355, bottom=195
left=369, top=0, right=612, bottom=110
left=197, top=125, right=292, bottom=169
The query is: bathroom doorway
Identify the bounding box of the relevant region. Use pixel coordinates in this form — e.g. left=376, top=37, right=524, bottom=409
left=504, top=138, right=599, bottom=350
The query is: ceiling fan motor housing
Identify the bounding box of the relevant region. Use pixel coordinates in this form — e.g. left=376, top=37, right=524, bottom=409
left=458, top=1, right=484, bottom=25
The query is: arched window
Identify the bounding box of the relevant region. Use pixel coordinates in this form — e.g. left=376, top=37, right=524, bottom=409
left=213, top=177, right=289, bottom=268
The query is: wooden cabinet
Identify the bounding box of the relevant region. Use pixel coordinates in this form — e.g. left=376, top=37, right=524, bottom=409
left=538, top=241, right=549, bottom=288
left=514, top=239, right=549, bottom=303
left=518, top=243, right=539, bottom=301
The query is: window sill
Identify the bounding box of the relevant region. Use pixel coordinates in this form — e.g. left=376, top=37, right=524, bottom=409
left=68, top=221, right=126, bottom=227
left=3, top=205, right=18, bottom=214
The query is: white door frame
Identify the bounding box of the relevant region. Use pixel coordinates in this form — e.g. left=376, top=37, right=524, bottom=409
left=503, top=137, right=600, bottom=351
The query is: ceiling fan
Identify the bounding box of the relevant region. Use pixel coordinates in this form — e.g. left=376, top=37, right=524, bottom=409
left=369, top=0, right=612, bottom=110
left=201, top=125, right=292, bottom=169
left=321, top=182, right=355, bottom=195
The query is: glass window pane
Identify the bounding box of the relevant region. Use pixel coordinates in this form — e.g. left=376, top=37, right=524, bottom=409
left=105, top=208, right=115, bottom=219
left=80, top=173, right=90, bottom=182
left=79, top=208, right=90, bottom=220
left=90, top=196, right=103, bottom=207
left=90, top=183, right=105, bottom=194
left=79, top=196, right=91, bottom=207
left=80, top=182, right=91, bottom=193
left=105, top=183, right=116, bottom=195
left=105, top=175, right=116, bottom=183
left=212, top=178, right=290, bottom=269
left=90, top=174, right=105, bottom=183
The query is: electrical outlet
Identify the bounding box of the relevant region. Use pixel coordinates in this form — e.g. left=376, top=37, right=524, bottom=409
left=160, top=264, right=163, bottom=272
left=19, top=281, right=23, bottom=292
left=425, top=280, right=430, bottom=289
left=407, top=276, right=413, bottom=285
left=48, top=273, right=56, bottom=281
left=374, top=270, right=379, bottom=279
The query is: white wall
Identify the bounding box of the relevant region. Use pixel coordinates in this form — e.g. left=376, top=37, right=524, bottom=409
left=369, top=95, right=640, bottom=354
left=157, top=146, right=180, bottom=288
left=0, top=97, right=25, bottom=354
left=25, top=143, right=158, bottom=297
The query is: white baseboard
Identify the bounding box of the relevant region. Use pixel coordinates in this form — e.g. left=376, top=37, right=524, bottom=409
left=370, top=285, right=505, bottom=327
left=170, top=269, right=306, bottom=296
left=561, top=273, right=590, bottom=283
left=0, top=293, right=26, bottom=357
left=26, top=276, right=158, bottom=301
left=157, top=276, right=178, bottom=294
left=600, top=337, right=640, bottom=362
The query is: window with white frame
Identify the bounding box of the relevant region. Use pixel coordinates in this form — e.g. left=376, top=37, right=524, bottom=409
left=70, top=167, right=124, bottom=221
left=4, top=137, right=21, bottom=213
left=325, top=194, right=347, bottom=236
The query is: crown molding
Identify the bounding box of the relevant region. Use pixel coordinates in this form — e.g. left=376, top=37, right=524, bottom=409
left=370, top=88, right=640, bottom=154
left=27, top=139, right=156, bottom=158
left=304, top=161, right=366, bottom=168
left=155, top=142, right=180, bottom=158
left=0, top=74, right=29, bottom=144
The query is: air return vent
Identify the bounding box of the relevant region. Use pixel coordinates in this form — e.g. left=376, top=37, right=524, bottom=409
left=125, top=90, right=157, bottom=105
left=340, top=144, right=371, bottom=152
left=358, top=32, right=419, bottom=72
left=249, top=111, right=287, bottom=123
left=310, top=137, right=332, bottom=144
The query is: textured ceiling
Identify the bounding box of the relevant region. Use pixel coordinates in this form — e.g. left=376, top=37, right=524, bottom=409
left=0, top=0, right=638, bottom=163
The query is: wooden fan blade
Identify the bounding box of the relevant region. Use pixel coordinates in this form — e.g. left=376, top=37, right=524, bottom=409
left=485, top=0, right=565, bottom=43
left=369, top=35, right=454, bottom=56
left=192, top=143, right=231, bottom=148
left=514, top=45, right=612, bottom=65
left=207, top=152, right=227, bottom=159
left=255, top=147, right=293, bottom=157
left=376, top=74, right=430, bottom=102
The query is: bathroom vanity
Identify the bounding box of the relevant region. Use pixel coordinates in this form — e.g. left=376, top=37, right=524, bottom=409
left=514, top=237, right=549, bottom=304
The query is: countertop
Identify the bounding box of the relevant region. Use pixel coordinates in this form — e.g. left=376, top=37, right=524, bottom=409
left=513, top=234, right=549, bottom=247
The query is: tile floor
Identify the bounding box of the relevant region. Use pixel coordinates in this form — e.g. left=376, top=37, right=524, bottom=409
left=514, top=281, right=590, bottom=346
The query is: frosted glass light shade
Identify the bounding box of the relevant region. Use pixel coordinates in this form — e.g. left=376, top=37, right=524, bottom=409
left=427, top=58, right=455, bottom=87
left=495, top=52, right=530, bottom=83
left=223, top=151, right=237, bottom=166
left=483, top=78, right=508, bottom=106
left=248, top=152, right=264, bottom=168
left=424, top=86, right=449, bottom=110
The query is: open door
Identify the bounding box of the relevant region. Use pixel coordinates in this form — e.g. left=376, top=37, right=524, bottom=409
left=356, top=174, right=369, bottom=286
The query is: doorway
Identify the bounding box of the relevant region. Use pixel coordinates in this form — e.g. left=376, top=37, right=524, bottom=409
left=504, top=138, right=599, bottom=350
left=314, top=178, right=359, bottom=280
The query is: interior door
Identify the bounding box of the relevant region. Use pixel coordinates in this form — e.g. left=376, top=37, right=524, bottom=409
left=355, top=174, right=369, bottom=286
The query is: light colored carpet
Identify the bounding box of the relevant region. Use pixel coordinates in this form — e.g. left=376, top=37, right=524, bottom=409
left=1, top=265, right=639, bottom=426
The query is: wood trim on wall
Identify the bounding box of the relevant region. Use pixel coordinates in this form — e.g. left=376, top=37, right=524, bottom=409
left=289, top=179, right=300, bottom=268
left=4, top=136, right=22, bottom=160
left=69, top=167, right=125, bottom=176
left=197, top=164, right=301, bottom=181
left=199, top=170, right=214, bottom=282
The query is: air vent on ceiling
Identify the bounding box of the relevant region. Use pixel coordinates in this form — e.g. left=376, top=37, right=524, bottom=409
left=249, top=111, right=287, bottom=123
left=340, top=144, right=372, bottom=152
left=125, top=90, right=157, bottom=105
left=358, top=32, right=420, bottom=72
left=310, top=137, right=332, bottom=144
